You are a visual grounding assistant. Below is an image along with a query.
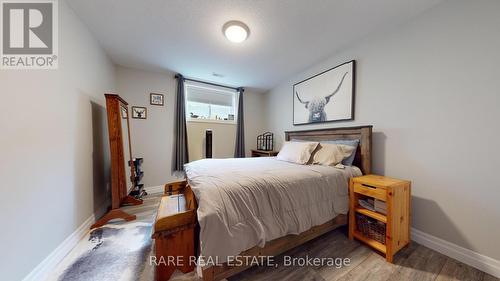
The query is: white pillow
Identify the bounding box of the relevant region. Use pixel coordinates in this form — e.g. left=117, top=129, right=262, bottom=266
left=276, top=141, right=319, bottom=164
left=312, top=143, right=355, bottom=166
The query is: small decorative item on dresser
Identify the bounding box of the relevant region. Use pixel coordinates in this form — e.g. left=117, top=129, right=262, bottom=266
left=150, top=93, right=164, bottom=106
left=251, top=149, right=278, bottom=157
left=132, top=106, right=147, bottom=119
left=256, top=132, right=274, bottom=151
left=349, top=174, right=411, bottom=263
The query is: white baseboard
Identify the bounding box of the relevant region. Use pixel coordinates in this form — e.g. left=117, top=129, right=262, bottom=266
left=22, top=204, right=108, bottom=281
left=23, top=216, right=93, bottom=281
left=22, top=187, right=163, bottom=281
left=412, top=228, right=500, bottom=278
left=145, top=185, right=164, bottom=194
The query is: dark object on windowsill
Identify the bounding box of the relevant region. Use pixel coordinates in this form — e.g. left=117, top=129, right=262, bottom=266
left=190, top=112, right=199, bottom=119
left=257, top=132, right=274, bottom=151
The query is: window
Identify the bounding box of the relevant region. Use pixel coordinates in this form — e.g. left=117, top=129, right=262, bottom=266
left=185, top=82, right=237, bottom=123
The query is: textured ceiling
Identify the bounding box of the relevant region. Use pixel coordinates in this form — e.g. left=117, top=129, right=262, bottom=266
left=67, top=0, right=444, bottom=90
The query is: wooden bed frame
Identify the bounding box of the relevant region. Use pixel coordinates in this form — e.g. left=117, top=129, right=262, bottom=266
left=285, top=125, right=372, bottom=174
left=202, top=126, right=373, bottom=281
left=156, top=126, right=373, bottom=281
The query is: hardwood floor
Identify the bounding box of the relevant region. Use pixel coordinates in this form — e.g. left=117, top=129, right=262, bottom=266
left=56, top=192, right=498, bottom=281
left=151, top=191, right=498, bottom=281
left=228, top=226, right=498, bottom=281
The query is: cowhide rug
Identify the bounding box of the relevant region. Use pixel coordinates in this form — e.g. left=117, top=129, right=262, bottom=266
left=52, top=222, right=155, bottom=281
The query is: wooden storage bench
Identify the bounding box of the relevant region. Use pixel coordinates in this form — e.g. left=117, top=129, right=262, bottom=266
left=152, top=181, right=197, bottom=280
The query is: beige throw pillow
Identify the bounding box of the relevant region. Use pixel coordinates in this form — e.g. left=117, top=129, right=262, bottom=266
left=276, top=141, right=319, bottom=164
left=313, top=143, right=355, bottom=166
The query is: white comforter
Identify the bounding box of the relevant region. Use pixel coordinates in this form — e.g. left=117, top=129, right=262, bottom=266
left=184, top=157, right=361, bottom=263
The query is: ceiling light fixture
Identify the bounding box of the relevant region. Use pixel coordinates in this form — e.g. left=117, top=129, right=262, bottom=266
left=223, top=21, right=250, bottom=43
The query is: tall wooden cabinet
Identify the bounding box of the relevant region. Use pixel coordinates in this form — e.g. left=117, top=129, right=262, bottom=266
left=91, top=94, right=143, bottom=229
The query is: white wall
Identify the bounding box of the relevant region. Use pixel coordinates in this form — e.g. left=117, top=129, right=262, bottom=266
left=264, top=0, right=500, bottom=261
left=187, top=121, right=236, bottom=161
left=116, top=66, right=266, bottom=187
left=244, top=89, right=267, bottom=155
left=0, top=1, right=116, bottom=280
left=116, top=66, right=179, bottom=187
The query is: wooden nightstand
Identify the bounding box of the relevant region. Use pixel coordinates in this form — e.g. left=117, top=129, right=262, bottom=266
left=348, top=174, right=411, bottom=262
left=251, top=149, right=278, bottom=157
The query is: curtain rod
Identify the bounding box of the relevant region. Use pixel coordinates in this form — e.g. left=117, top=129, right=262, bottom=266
left=176, top=74, right=243, bottom=92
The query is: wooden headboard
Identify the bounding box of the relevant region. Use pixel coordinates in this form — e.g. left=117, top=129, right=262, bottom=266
left=285, top=125, right=373, bottom=174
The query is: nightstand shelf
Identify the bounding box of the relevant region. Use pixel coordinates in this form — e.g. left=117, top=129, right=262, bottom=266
left=354, top=207, right=387, bottom=223
left=349, top=174, right=411, bottom=263
left=352, top=230, right=386, bottom=254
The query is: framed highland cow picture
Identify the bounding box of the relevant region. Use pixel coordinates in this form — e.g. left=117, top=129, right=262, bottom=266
left=293, top=60, right=355, bottom=125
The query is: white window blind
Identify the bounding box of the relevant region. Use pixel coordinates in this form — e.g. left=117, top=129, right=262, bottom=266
left=185, top=82, right=237, bottom=122
left=186, top=85, right=234, bottom=106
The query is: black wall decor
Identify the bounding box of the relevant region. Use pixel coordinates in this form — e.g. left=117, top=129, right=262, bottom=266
left=257, top=132, right=274, bottom=151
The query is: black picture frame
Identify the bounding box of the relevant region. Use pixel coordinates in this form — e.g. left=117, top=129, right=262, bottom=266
left=132, top=106, right=147, bottom=119
left=293, top=60, right=355, bottom=125
left=150, top=93, right=164, bottom=106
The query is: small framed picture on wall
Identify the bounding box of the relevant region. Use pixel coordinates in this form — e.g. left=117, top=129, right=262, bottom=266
left=150, top=93, right=164, bottom=106
left=132, top=106, right=147, bottom=119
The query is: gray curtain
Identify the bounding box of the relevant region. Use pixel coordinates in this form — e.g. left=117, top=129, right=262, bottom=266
left=234, top=87, right=245, bottom=158
left=173, top=74, right=189, bottom=171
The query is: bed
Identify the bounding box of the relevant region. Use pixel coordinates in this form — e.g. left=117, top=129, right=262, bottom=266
left=166, top=126, right=372, bottom=281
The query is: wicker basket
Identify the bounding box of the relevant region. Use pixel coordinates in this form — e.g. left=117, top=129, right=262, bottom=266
left=356, top=213, right=386, bottom=244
